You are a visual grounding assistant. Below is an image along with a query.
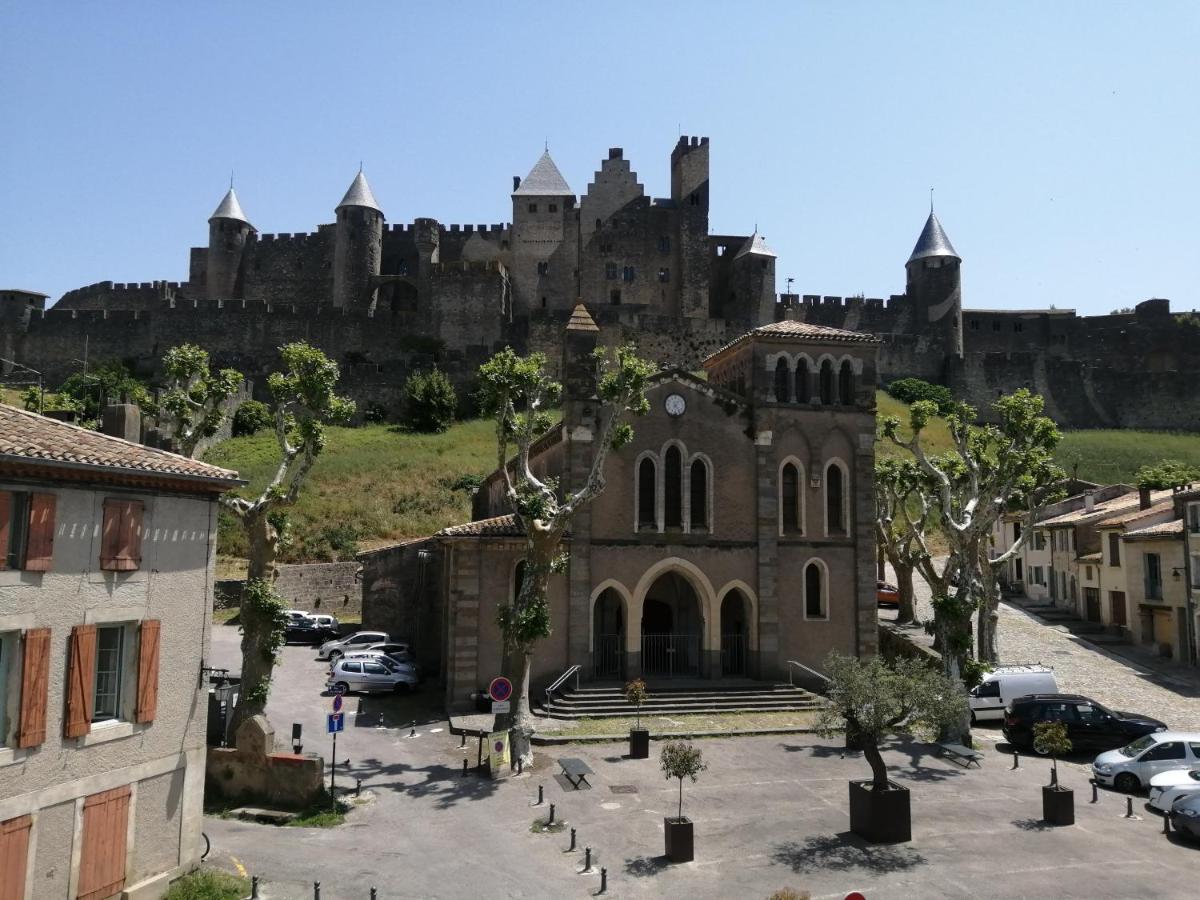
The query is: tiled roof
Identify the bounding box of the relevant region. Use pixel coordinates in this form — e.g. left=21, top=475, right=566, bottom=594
left=337, top=171, right=383, bottom=212
left=1123, top=519, right=1184, bottom=540
left=908, top=211, right=959, bottom=263
left=1037, top=490, right=1172, bottom=527
left=1078, top=551, right=1102, bottom=562
left=513, top=151, right=573, bottom=196
left=0, top=404, right=241, bottom=486
left=734, top=231, right=776, bottom=260
left=705, top=319, right=879, bottom=363
left=1095, top=498, right=1175, bottom=527
left=209, top=187, right=251, bottom=226
left=435, top=514, right=524, bottom=538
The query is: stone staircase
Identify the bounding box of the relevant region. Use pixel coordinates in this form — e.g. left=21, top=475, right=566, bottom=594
left=1008, top=597, right=1131, bottom=647
left=539, top=679, right=825, bottom=719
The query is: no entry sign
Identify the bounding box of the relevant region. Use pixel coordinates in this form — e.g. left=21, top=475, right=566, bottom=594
left=332, top=694, right=344, bottom=714
left=489, top=676, right=513, bottom=703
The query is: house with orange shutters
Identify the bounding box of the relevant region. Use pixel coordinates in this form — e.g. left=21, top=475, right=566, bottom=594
left=0, top=405, right=240, bottom=900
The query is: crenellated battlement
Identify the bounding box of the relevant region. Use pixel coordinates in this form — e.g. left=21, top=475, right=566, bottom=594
left=256, top=230, right=323, bottom=244
left=384, top=222, right=508, bottom=235
left=431, top=260, right=507, bottom=277
left=58, top=279, right=183, bottom=301
left=671, top=134, right=710, bottom=164
left=777, top=293, right=900, bottom=310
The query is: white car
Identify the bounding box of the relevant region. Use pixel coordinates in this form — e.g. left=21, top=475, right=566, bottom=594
left=326, top=656, right=418, bottom=694
left=969, top=665, right=1058, bottom=722
left=1092, top=732, right=1200, bottom=793
left=1148, top=769, right=1200, bottom=813
left=317, top=630, right=390, bottom=661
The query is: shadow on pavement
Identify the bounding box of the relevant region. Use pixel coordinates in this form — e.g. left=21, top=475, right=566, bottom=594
left=623, top=855, right=671, bottom=877
left=771, top=833, right=927, bottom=874
left=1010, top=818, right=1057, bottom=832
left=349, top=757, right=500, bottom=809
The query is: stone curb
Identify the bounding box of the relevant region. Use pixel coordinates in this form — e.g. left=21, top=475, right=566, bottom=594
left=531, top=725, right=819, bottom=745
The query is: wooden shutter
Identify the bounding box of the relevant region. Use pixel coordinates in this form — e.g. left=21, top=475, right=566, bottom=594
left=17, top=628, right=51, bottom=749
left=23, top=493, right=56, bottom=572
left=0, top=491, right=10, bottom=571
left=0, top=815, right=33, bottom=900
left=134, top=620, right=161, bottom=723
left=77, top=786, right=130, bottom=900
left=100, top=500, right=142, bottom=572
left=65, top=625, right=97, bottom=738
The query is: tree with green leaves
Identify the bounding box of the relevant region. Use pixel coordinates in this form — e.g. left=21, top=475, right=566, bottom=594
left=1135, top=459, right=1199, bottom=491
left=158, top=343, right=244, bottom=458
left=815, top=652, right=966, bottom=791
left=874, top=457, right=934, bottom=624
left=57, top=360, right=152, bottom=428
left=401, top=368, right=458, bottom=433
left=661, top=741, right=706, bottom=821
left=625, top=678, right=648, bottom=731
left=881, top=389, right=1065, bottom=738
left=476, top=343, right=654, bottom=765
left=1033, top=720, right=1072, bottom=786
left=221, top=342, right=355, bottom=730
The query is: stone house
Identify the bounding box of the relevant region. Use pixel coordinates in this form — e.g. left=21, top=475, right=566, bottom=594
left=0, top=405, right=240, bottom=899
left=362, top=309, right=880, bottom=710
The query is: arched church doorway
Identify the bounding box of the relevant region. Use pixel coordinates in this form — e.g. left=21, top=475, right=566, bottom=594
left=641, top=571, right=703, bottom=677
left=720, top=590, right=750, bottom=675
left=592, top=588, right=625, bottom=679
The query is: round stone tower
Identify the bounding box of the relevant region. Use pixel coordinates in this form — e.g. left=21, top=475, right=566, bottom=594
left=332, top=170, right=384, bottom=309
left=206, top=188, right=254, bottom=300
left=905, top=211, right=963, bottom=359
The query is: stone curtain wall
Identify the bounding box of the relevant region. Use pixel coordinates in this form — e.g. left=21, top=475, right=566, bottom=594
left=216, top=561, right=362, bottom=615
left=358, top=539, right=443, bottom=673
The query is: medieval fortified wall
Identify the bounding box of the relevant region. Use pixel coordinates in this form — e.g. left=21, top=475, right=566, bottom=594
left=3, top=137, right=1197, bottom=430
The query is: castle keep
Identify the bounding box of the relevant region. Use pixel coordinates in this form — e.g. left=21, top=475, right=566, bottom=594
left=3, top=136, right=1197, bottom=429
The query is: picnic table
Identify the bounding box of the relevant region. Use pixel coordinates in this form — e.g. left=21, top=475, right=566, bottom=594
left=937, top=742, right=983, bottom=768
left=557, top=757, right=594, bottom=789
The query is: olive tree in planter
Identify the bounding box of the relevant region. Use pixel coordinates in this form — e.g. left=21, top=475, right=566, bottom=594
left=661, top=741, right=706, bottom=862
left=626, top=679, right=650, bottom=759
left=1034, top=721, right=1075, bottom=826
left=815, top=652, right=966, bottom=844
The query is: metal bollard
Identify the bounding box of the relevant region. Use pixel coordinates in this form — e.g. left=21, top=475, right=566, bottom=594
left=600, top=867, right=607, bottom=893
left=462, top=758, right=468, bottom=777
left=1163, top=814, right=1171, bottom=835
left=251, top=875, right=260, bottom=899
left=584, top=847, right=592, bottom=872
left=370, top=890, right=377, bottom=900
left=537, top=784, right=544, bottom=805
left=548, top=803, right=556, bottom=826
left=313, top=882, right=321, bottom=900
left=1125, top=797, right=1134, bottom=818
left=517, top=757, right=524, bottom=775
left=356, top=778, right=362, bottom=797
left=1091, top=781, right=1098, bottom=803
left=460, top=731, right=466, bottom=748
left=569, top=827, right=576, bottom=852
left=1012, top=751, right=1019, bottom=770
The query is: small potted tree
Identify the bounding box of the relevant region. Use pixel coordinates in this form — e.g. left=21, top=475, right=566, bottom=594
left=661, top=740, right=706, bottom=863
left=1034, top=721, right=1074, bottom=826
left=815, top=652, right=966, bottom=844
left=626, top=679, right=650, bottom=759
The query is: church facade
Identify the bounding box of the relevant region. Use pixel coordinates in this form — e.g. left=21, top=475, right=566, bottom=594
left=360, top=309, right=880, bottom=709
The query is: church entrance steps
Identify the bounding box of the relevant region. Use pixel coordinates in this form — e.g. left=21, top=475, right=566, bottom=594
left=540, top=681, right=824, bottom=719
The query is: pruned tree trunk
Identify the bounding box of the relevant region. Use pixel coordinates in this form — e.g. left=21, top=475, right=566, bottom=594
left=232, top=590, right=276, bottom=733
left=861, top=733, right=890, bottom=791
left=895, top=563, right=917, bottom=624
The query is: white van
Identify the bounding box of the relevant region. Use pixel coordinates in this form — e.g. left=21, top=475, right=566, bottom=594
left=969, top=665, right=1058, bottom=722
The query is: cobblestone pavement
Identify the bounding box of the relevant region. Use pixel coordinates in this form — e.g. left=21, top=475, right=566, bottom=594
left=883, top=564, right=1200, bottom=732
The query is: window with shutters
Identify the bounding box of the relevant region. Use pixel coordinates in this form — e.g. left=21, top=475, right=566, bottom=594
left=100, top=499, right=144, bottom=572
left=1, top=490, right=56, bottom=572
left=0, top=814, right=33, bottom=900
left=77, top=786, right=131, bottom=900
left=93, top=625, right=127, bottom=722
left=14, top=629, right=49, bottom=749
left=0, top=633, right=13, bottom=747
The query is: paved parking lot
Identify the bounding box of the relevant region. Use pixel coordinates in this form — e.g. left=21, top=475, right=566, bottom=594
left=204, top=624, right=1199, bottom=900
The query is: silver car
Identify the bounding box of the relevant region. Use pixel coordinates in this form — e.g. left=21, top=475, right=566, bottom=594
left=326, top=657, right=418, bottom=694
left=317, top=630, right=390, bottom=661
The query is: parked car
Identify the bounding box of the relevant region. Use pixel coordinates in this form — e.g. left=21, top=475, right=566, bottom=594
left=1092, top=732, right=1200, bottom=792
left=306, top=614, right=340, bottom=642
left=876, top=581, right=900, bottom=608
left=1002, top=694, right=1167, bottom=753
left=1169, top=791, right=1200, bottom=843
left=284, top=612, right=319, bottom=642
left=1148, top=769, right=1200, bottom=813
left=340, top=642, right=421, bottom=677
left=326, top=656, right=419, bottom=694
left=318, top=630, right=391, bottom=661
left=969, top=665, right=1058, bottom=723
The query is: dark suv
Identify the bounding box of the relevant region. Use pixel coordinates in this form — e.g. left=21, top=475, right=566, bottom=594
left=1002, top=694, right=1167, bottom=753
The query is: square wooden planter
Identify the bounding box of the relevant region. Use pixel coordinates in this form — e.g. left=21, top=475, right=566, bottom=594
left=629, top=728, right=650, bottom=759
left=664, top=817, right=694, bottom=862
left=848, top=779, right=911, bottom=843
left=1042, top=786, right=1075, bottom=826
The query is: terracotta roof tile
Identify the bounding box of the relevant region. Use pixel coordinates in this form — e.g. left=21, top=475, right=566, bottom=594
left=1095, top=498, right=1175, bottom=527
left=0, top=404, right=240, bottom=485
left=1122, top=519, right=1184, bottom=539
left=436, top=514, right=524, bottom=538
left=705, top=319, right=879, bottom=364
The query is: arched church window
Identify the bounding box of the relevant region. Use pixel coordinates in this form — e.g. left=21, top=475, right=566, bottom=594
left=774, top=358, right=791, bottom=403
left=664, top=446, right=683, bottom=529
left=804, top=561, right=827, bottom=619
left=781, top=463, right=801, bottom=533
left=795, top=360, right=810, bottom=403
left=637, top=458, right=656, bottom=530
left=826, top=462, right=846, bottom=535
left=838, top=360, right=854, bottom=405
left=690, top=459, right=709, bottom=531
left=819, top=361, right=834, bottom=405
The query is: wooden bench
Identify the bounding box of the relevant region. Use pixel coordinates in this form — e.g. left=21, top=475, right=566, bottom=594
left=557, top=757, right=595, bottom=790
left=937, top=742, right=983, bottom=768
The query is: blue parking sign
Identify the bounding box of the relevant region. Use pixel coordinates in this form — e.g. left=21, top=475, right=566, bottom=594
left=327, top=712, right=344, bottom=734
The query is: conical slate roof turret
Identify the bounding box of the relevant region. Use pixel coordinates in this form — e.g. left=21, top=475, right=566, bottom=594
left=337, top=170, right=383, bottom=213
left=513, top=151, right=573, bottom=196
left=734, top=230, right=776, bottom=260
left=209, top=188, right=251, bottom=226
left=908, top=212, right=959, bottom=263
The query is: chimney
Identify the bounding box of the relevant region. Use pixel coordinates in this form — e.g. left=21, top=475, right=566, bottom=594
left=512, top=176, right=521, bottom=192
left=1138, top=486, right=1152, bottom=510
left=1084, top=493, right=1095, bottom=512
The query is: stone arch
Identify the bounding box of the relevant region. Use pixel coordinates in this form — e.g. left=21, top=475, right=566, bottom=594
left=631, top=557, right=718, bottom=658
left=688, top=451, right=714, bottom=532
left=590, top=579, right=632, bottom=679
left=716, top=579, right=759, bottom=675
left=660, top=439, right=687, bottom=530
left=794, top=353, right=813, bottom=403
left=778, top=455, right=806, bottom=536
left=823, top=457, right=850, bottom=537
left=803, top=558, right=830, bottom=620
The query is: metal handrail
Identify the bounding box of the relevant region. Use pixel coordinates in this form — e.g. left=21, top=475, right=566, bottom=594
left=545, top=664, right=581, bottom=705
left=786, top=660, right=830, bottom=688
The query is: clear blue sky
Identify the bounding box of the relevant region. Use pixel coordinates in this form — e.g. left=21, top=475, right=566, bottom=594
left=2, top=2, right=1197, bottom=314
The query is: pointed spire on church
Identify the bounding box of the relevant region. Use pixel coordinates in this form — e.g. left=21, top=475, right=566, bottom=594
left=513, top=150, right=573, bottom=196
left=908, top=211, right=959, bottom=264
left=209, top=187, right=251, bottom=226
left=734, top=230, right=777, bottom=260
left=337, top=170, right=382, bottom=213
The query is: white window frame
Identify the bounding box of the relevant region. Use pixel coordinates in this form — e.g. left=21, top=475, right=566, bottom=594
left=0, top=630, right=18, bottom=747
left=92, top=624, right=133, bottom=724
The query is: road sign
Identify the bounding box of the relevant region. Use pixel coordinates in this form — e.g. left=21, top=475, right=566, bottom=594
left=489, top=676, right=513, bottom=703
left=331, top=682, right=347, bottom=696
left=332, top=694, right=344, bottom=713
left=491, top=700, right=511, bottom=714
left=327, top=712, right=344, bottom=734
